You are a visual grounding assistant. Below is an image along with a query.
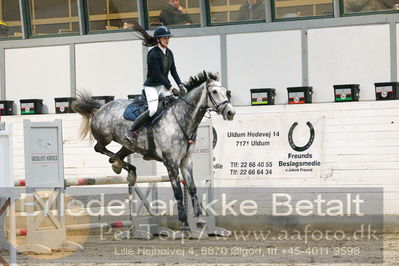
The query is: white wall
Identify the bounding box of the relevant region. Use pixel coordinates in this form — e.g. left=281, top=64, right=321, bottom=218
left=212, top=101, right=399, bottom=215
left=75, top=40, right=143, bottom=99
left=396, top=23, right=399, bottom=79
left=226, top=30, right=303, bottom=106
left=308, top=25, right=391, bottom=102
left=168, top=35, right=221, bottom=87
left=5, top=46, right=71, bottom=114
left=3, top=101, right=399, bottom=214
left=3, top=24, right=396, bottom=110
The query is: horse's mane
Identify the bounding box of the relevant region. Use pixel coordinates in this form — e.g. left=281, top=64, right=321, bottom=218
left=183, top=71, right=219, bottom=92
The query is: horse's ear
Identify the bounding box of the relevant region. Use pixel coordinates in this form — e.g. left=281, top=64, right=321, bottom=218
left=203, top=71, right=212, bottom=85
left=203, top=70, right=208, bottom=80
left=216, top=72, right=221, bottom=81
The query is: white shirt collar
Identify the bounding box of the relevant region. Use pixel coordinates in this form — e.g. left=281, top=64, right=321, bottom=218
left=158, top=44, right=167, bottom=54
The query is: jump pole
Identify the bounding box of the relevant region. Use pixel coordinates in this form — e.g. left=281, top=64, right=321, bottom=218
left=16, top=220, right=133, bottom=236
left=14, top=175, right=174, bottom=187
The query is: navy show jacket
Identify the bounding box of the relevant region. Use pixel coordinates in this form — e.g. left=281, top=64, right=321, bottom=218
left=143, top=46, right=182, bottom=89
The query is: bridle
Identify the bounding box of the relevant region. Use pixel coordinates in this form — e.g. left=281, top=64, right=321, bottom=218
left=177, top=82, right=230, bottom=114
left=172, top=81, right=230, bottom=146
left=206, top=83, right=230, bottom=115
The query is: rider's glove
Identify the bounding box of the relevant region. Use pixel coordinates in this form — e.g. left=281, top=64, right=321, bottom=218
left=171, top=87, right=181, bottom=96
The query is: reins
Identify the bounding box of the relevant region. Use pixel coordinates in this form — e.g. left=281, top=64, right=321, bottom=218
left=171, top=107, right=196, bottom=146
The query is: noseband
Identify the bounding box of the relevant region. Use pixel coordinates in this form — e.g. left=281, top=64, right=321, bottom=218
left=206, top=84, right=230, bottom=115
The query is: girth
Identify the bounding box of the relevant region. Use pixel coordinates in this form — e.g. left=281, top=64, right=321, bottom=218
left=141, top=95, right=177, bottom=160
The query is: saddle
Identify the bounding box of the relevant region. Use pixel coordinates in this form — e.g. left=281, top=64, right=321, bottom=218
left=123, top=94, right=176, bottom=124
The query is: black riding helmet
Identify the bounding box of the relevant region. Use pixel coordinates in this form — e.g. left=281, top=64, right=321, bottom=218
left=153, top=26, right=173, bottom=38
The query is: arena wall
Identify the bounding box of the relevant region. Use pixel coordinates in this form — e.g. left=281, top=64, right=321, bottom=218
left=308, top=25, right=391, bottom=102
left=171, top=35, right=222, bottom=82
left=2, top=99, right=399, bottom=217
left=1, top=23, right=397, bottom=109
left=226, top=30, right=303, bottom=105
left=5, top=46, right=71, bottom=113
left=75, top=40, right=144, bottom=99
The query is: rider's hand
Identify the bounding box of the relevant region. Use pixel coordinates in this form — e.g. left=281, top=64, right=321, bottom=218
left=171, top=87, right=181, bottom=96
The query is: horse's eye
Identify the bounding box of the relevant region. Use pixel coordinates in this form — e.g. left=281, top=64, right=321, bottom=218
left=212, top=90, right=217, bottom=94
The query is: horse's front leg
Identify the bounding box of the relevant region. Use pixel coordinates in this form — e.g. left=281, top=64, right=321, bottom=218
left=180, top=155, right=201, bottom=217
left=109, top=147, right=133, bottom=174
left=164, top=161, right=189, bottom=230
left=95, top=143, right=137, bottom=185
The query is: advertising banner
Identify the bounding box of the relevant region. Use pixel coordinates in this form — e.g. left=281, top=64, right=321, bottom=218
left=213, top=114, right=324, bottom=179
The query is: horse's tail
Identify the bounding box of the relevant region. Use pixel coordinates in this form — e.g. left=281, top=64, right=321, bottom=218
left=71, top=91, right=101, bottom=140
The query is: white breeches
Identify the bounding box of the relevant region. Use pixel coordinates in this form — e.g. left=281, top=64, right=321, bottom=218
left=144, top=85, right=172, bottom=117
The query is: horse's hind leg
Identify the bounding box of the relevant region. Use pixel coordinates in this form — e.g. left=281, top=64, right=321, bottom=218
left=109, top=147, right=133, bottom=174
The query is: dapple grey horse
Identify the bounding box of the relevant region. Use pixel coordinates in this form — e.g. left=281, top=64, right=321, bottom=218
left=72, top=71, right=235, bottom=231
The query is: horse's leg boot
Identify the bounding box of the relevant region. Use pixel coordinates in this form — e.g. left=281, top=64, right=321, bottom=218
left=124, top=110, right=150, bottom=140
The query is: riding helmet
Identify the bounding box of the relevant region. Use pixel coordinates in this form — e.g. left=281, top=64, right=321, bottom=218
left=153, top=26, right=173, bottom=38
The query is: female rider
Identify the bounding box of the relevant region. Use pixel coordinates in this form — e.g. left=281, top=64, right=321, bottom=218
left=125, top=23, right=185, bottom=140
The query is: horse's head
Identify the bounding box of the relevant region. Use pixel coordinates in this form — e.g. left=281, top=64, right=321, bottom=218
left=183, top=71, right=236, bottom=120
left=205, top=76, right=235, bottom=121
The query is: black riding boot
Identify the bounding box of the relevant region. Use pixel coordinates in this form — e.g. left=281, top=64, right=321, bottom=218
left=124, top=110, right=150, bottom=140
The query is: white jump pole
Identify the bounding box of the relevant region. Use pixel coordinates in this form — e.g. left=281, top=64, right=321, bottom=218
left=14, top=175, right=177, bottom=187
left=65, top=175, right=172, bottom=186
left=16, top=220, right=133, bottom=236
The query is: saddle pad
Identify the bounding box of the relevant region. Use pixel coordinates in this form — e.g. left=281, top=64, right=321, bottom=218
left=123, top=95, right=147, bottom=121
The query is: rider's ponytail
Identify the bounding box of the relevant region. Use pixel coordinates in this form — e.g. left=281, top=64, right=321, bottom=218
left=131, top=20, right=158, bottom=47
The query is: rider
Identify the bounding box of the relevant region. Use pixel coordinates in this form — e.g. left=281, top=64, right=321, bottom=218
left=125, top=24, right=186, bottom=140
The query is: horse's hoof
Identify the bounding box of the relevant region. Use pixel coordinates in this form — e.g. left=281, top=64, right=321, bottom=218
left=182, top=230, right=191, bottom=238
left=182, top=227, right=190, bottom=232
left=127, top=171, right=137, bottom=186
left=194, top=209, right=202, bottom=217
left=112, top=164, right=122, bottom=174
left=180, top=225, right=191, bottom=238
